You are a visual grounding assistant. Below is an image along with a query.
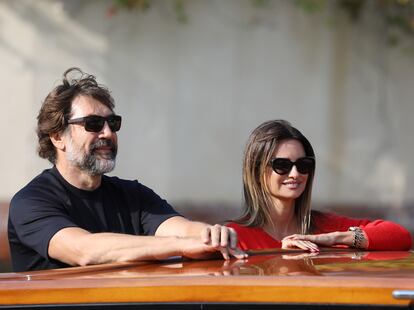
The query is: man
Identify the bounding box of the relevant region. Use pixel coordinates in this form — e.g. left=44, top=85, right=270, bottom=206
left=8, top=68, right=246, bottom=272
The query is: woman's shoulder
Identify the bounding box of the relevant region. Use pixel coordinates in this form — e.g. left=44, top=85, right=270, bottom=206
left=227, top=222, right=264, bottom=233
left=226, top=222, right=244, bottom=229
left=312, top=210, right=354, bottom=222
left=226, top=222, right=282, bottom=250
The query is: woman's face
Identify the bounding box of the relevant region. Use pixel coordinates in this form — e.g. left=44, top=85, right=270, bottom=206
left=265, top=139, right=309, bottom=203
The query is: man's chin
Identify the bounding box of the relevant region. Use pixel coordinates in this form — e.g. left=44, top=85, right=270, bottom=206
left=84, top=158, right=116, bottom=175
left=88, top=165, right=115, bottom=176
left=93, top=151, right=116, bottom=161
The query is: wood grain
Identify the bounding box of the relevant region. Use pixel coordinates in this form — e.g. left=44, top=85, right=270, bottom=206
left=0, top=250, right=413, bottom=306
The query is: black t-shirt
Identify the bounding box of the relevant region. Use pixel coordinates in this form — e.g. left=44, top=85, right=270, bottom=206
left=8, top=167, right=179, bottom=272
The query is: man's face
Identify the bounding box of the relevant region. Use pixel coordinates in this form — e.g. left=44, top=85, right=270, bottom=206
left=64, top=95, right=118, bottom=176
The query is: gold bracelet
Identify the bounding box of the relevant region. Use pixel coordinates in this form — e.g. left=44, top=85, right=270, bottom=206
left=348, top=226, right=365, bottom=249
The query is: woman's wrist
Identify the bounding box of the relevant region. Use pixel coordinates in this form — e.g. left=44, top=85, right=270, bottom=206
left=335, top=231, right=355, bottom=247
left=348, top=227, right=368, bottom=249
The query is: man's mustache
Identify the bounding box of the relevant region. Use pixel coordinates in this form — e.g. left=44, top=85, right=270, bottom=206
left=90, top=139, right=117, bottom=154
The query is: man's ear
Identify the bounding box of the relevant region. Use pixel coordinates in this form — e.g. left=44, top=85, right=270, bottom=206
left=50, top=132, right=66, bottom=151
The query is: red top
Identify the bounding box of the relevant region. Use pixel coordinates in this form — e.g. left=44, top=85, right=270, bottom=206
left=227, top=212, right=412, bottom=251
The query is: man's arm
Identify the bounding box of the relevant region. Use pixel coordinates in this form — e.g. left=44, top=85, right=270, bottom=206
left=155, top=216, right=241, bottom=259
left=48, top=226, right=235, bottom=267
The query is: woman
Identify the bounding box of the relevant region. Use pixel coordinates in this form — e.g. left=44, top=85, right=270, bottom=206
left=227, top=120, right=412, bottom=251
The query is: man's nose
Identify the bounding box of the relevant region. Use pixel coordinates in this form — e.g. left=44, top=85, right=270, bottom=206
left=98, top=121, right=114, bottom=138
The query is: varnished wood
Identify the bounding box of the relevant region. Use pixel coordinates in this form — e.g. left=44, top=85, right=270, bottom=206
left=0, top=202, right=10, bottom=267
left=0, top=250, right=413, bottom=306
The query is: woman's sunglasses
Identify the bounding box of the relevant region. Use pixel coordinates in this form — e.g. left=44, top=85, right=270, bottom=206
left=67, top=115, right=122, bottom=133
left=270, top=157, right=315, bottom=175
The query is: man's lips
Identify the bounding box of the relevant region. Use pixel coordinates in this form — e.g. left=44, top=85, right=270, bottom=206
left=94, top=147, right=112, bottom=151
left=93, top=147, right=115, bottom=156
left=91, top=139, right=117, bottom=157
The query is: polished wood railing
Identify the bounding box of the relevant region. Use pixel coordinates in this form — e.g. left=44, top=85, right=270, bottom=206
left=0, top=202, right=10, bottom=272
left=0, top=250, right=413, bottom=307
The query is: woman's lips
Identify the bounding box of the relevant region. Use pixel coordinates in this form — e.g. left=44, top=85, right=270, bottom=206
left=282, top=181, right=301, bottom=189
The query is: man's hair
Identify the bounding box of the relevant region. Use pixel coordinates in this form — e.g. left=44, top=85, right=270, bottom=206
left=37, top=67, right=115, bottom=164
left=235, top=120, right=316, bottom=234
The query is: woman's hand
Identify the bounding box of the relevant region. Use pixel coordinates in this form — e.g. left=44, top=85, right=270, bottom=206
left=282, top=231, right=367, bottom=249
left=281, top=237, right=319, bottom=252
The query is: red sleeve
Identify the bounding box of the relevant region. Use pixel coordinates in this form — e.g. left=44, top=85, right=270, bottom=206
left=314, top=212, right=412, bottom=251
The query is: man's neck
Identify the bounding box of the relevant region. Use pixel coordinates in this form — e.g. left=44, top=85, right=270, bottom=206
left=55, top=162, right=102, bottom=191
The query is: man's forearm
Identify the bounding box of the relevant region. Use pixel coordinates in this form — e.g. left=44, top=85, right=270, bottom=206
left=155, top=216, right=208, bottom=237
left=75, top=233, right=184, bottom=265
left=48, top=227, right=199, bottom=267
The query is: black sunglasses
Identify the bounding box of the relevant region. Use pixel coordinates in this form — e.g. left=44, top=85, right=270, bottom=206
left=270, top=157, right=315, bottom=175
left=67, top=115, right=122, bottom=133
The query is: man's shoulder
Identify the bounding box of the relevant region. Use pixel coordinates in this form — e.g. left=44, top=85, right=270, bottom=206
left=11, top=168, right=61, bottom=204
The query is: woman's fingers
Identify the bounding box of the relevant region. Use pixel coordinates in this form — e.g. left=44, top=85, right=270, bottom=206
left=293, top=240, right=319, bottom=252
left=282, top=239, right=319, bottom=252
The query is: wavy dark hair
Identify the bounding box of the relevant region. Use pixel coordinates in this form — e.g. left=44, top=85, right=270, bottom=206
left=37, top=67, right=115, bottom=164
left=235, top=120, right=316, bottom=234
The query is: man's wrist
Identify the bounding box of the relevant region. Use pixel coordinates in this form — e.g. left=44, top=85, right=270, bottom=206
left=163, top=236, right=185, bottom=258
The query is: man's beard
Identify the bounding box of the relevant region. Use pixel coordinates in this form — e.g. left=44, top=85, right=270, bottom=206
left=66, top=137, right=117, bottom=176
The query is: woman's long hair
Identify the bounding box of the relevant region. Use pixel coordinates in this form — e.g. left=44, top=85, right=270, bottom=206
left=235, top=120, right=316, bottom=234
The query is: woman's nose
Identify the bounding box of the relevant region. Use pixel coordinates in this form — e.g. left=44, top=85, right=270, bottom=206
left=288, top=164, right=300, bottom=177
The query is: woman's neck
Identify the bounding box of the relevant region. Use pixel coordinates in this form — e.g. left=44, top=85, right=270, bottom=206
left=263, top=198, right=299, bottom=240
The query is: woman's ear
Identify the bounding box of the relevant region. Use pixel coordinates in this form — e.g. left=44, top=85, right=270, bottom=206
left=50, top=132, right=65, bottom=151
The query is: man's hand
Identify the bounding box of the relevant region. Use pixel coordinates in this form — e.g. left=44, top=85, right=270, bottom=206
left=155, top=217, right=247, bottom=260
left=180, top=235, right=247, bottom=260
left=201, top=224, right=238, bottom=248
left=200, top=224, right=247, bottom=260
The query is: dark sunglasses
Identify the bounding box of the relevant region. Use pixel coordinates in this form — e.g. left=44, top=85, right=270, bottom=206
left=270, top=157, right=315, bottom=175
left=67, top=115, right=122, bottom=133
